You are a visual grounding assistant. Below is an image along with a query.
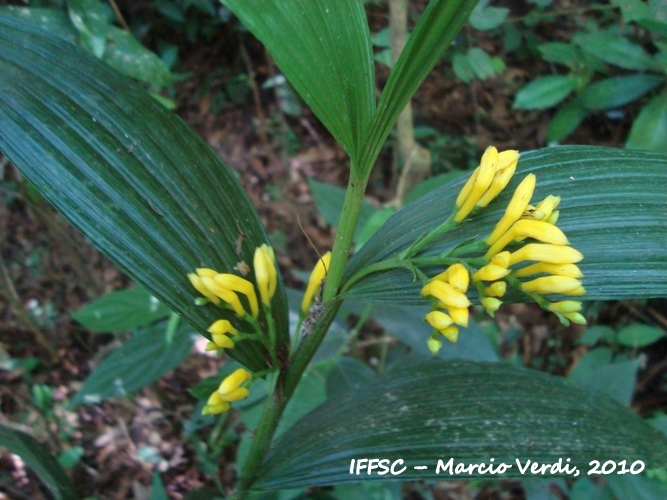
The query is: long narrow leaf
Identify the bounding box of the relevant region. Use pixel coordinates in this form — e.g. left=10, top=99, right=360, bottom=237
left=224, top=0, right=375, bottom=165
left=0, top=424, right=76, bottom=499
left=358, top=0, right=478, bottom=176
left=344, top=147, right=667, bottom=303
left=0, top=16, right=287, bottom=371
left=255, top=360, right=667, bottom=489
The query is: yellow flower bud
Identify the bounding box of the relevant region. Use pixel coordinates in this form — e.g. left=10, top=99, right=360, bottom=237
left=196, top=268, right=218, bottom=278
left=548, top=301, right=582, bottom=314
left=482, top=297, right=502, bottom=313
left=188, top=273, right=220, bottom=304
left=218, top=387, right=250, bottom=403
left=521, top=276, right=583, bottom=295
left=476, top=150, right=520, bottom=207
left=422, top=280, right=471, bottom=308
left=254, top=245, right=277, bottom=306
left=214, top=274, right=259, bottom=318
left=564, top=312, right=587, bottom=324
left=484, top=281, right=507, bottom=297
left=565, top=285, right=587, bottom=296
left=546, top=210, right=559, bottom=225
left=486, top=174, right=536, bottom=245
left=207, top=320, right=238, bottom=350
left=535, top=195, right=560, bottom=221
left=455, top=167, right=479, bottom=208
left=200, top=277, right=246, bottom=317
left=425, top=311, right=454, bottom=330
left=473, top=264, right=511, bottom=282
left=439, top=325, right=459, bottom=343
left=486, top=219, right=569, bottom=258
left=208, top=319, right=238, bottom=336
left=427, top=337, right=443, bottom=355
left=218, top=368, right=252, bottom=397
left=491, top=251, right=511, bottom=268
left=455, top=146, right=499, bottom=221
left=448, top=306, right=469, bottom=327
left=447, top=263, right=469, bottom=292
left=509, top=244, right=583, bottom=266
left=202, top=392, right=231, bottom=415
left=301, top=252, right=331, bottom=314
left=514, top=262, right=583, bottom=279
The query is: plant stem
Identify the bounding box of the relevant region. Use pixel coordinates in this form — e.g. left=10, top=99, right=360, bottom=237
left=234, top=171, right=368, bottom=496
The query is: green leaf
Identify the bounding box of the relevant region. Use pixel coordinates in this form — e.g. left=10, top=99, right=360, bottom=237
left=358, top=0, right=478, bottom=177
left=576, top=32, right=657, bottom=71
left=466, top=47, right=499, bottom=80
left=223, top=0, right=375, bottom=164
left=626, top=92, right=667, bottom=153
left=0, top=7, right=78, bottom=41
left=513, top=75, right=578, bottom=109
left=0, top=423, right=77, bottom=500
left=356, top=208, right=394, bottom=249
left=538, top=42, right=583, bottom=66
left=104, top=27, right=173, bottom=88
left=72, top=286, right=171, bottom=333
left=0, top=16, right=289, bottom=371
left=576, top=325, right=616, bottom=345
left=307, top=177, right=377, bottom=242
left=616, top=323, right=665, bottom=348
left=610, top=0, right=652, bottom=23
left=579, top=75, right=664, bottom=110
left=67, top=0, right=110, bottom=58
left=70, top=321, right=195, bottom=406
left=254, top=360, right=667, bottom=488
left=343, top=147, right=667, bottom=304
left=546, top=102, right=588, bottom=142
left=569, top=348, right=639, bottom=405
left=469, top=1, right=509, bottom=31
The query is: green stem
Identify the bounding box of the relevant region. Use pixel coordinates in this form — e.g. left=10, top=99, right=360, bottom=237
left=233, top=171, right=368, bottom=496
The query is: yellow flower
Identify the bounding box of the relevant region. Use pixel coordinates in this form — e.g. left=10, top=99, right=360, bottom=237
left=484, top=281, right=506, bottom=297
left=425, top=310, right=454, bottom=330
left=476, top=150, right=521, bottom=207
left=427, top=337, right=443, bottom=355
left=188, top=272, right=220, bottom=305
left=521, top=276, right=585, bottom=295
left=439, top=326, right=459, bottom=343
left=564, top=312, right=587, bottom=324
left=548, top=301, right=582, bottom=314
left=455, top=146, right=500, bottom=221
left=199, top=276, right=247, bottom=317
left=491, top=251, right=510, bottom=268
left=472, top=264, right=511, bottom=282
left=214, top=274, right=259, bottom=318
left=514, top=262, right=583, bottom=279
left=448, top=306, right=469, bottom=327
left=205, top=319, right=238, bottom=351
left=509, top=243, right=583, bottom=266
left=485, top=219, right=569, bottom=258
left=301, top=252, right=331, bottom=314
left=254, top=245, right=277, bottom=307
left=422, top=280, right=471, bottom=308
left=481, top=297, right=502, bottom=313
left=201, top=368, right=252, bottom=415
left=486, top=174, right=536, bottom=245
left=433, top=263, right=469, bottom=292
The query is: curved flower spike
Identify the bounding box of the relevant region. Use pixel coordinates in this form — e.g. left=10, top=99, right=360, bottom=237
left=301, top=252, right=331, bottom=314
left=254, top=245, right=277, bottom=307
left=214, top=274, right=259, bottom=318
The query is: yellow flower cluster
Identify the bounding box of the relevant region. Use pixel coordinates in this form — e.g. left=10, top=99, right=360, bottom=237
left=188, top=244, right=277, bottom=351
left=421, top=263, right=471, bottom=354
left=202, top=368, right=252, bottom=416
left=301, top=252, right=331, bottom=314
left=421, top=145, right=586, bottom=353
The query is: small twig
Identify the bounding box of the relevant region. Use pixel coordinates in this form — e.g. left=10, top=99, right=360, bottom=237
left=108, top=0, right=130, bottom=32
left=239, top=39, right=281, bottom=170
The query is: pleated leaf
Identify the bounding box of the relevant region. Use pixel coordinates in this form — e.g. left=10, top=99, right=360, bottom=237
left=0, top=16, right=288, bottom=371
left=224, top=0, right=375, bottom=164
left=343, top=146, right=667, bottom=303
left=358, top=0, right=478, bottom=176
left=0, top=424, right=76, bottom=500
left=256, top=360, right=667, bottom=489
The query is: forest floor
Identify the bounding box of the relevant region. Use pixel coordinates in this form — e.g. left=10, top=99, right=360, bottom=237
left=1, top=1, right=666, bottom=498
